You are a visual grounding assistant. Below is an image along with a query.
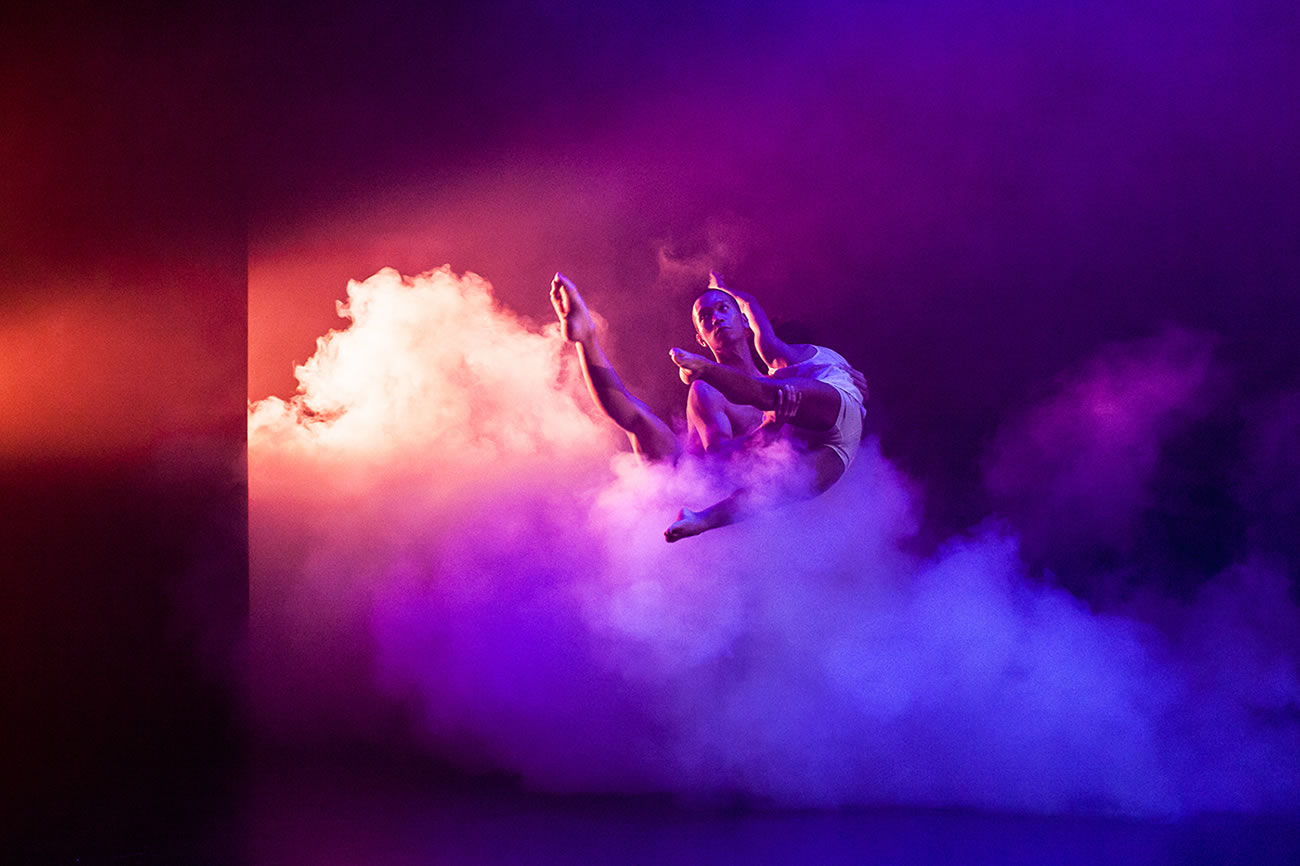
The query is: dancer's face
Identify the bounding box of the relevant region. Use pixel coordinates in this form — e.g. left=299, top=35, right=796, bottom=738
left=692, top=290, right=747, bottom=352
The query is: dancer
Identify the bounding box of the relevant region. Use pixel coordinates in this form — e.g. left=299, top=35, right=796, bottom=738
left=664, top=273, right=866, bottom=540
left=550, top=272, right=865, bottom=540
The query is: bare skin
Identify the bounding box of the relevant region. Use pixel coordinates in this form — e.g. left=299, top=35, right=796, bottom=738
left=671, top=273, right=865, bottom=434
left=707, top=271, right=867, bottom=399
left=679, top=288, right=767, bottom=454
left=671, top=346, right=843, bottom=431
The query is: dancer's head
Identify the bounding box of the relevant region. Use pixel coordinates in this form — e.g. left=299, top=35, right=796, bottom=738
left=692, top=289, right=750, bottom=357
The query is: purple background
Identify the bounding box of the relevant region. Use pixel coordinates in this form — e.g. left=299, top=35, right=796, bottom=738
left=247, top=0, right=1300, bottom=567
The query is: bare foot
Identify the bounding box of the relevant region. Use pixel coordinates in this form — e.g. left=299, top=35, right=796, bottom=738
left=664, top=507, right=709, bottom=542
left=668, top=347, right=712, bottom=385
left=550, top=272, right=596, bottom=343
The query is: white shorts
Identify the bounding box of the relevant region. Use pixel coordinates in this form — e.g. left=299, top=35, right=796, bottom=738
left=798, top=385, right=864, bottom=470
left=769, top=345, right=866, bottom=470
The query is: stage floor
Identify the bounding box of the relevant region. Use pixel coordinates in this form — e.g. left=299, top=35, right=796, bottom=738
left=15, top=754, right=1300, bottom=865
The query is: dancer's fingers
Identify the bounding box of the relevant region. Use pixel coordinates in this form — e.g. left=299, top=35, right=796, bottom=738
left=848, top=366, right=868, bottom=399
left=775, top=384, right=801, bottom=423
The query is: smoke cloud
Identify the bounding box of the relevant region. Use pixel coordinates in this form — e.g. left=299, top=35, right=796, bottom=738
left=249, top=267, right=1298, bottom=816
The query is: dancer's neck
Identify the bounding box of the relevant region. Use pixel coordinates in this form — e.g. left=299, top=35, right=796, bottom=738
left=712, top=343, right=762, bottom=375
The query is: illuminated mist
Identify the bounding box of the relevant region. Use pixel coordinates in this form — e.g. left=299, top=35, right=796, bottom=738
left=249, top=267, right=1298, bottom=816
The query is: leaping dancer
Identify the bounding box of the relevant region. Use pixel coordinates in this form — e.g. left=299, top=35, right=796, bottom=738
left=550, top=271, right=866, bottom=541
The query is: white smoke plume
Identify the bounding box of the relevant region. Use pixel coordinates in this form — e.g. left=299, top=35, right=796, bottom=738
left=249, top=267, right=1298, bottom=815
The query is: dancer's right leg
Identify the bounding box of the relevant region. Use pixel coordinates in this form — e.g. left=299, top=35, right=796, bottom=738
left=669, top=347, right=843, bottom=432
left=663, top=445, right=844, bottom=542
left=551, top=274, right=681, bottom=463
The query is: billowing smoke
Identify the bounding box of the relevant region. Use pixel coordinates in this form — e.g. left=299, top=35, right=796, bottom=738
left=249, top=267, right=1298, bottom=815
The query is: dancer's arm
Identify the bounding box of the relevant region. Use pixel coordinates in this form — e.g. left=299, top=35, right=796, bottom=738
left=708, top=271, right=812, bottom=370
left=710, top=272, right=868, bottom=400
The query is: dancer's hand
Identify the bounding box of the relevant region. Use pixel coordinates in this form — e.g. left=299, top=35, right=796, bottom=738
left=774, top=383, right=800, bottom=425
left=847, top=365, right=869, bottom=401
left=709, top=271, right=757, bottom=308
left=760, top=383, right=800, bottom=432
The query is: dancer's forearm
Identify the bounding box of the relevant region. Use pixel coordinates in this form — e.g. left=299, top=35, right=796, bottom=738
left=737, top=295, right=789, bottom=369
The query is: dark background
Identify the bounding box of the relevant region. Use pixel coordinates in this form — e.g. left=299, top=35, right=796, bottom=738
left=1, top=4, right=246, bottom=857
left=3, top=0, right=1298, bottom=859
